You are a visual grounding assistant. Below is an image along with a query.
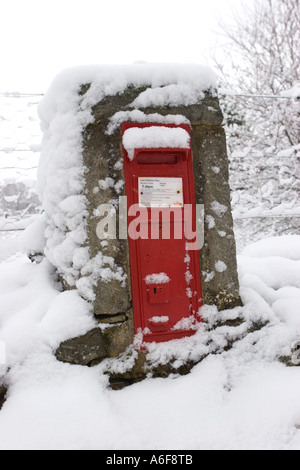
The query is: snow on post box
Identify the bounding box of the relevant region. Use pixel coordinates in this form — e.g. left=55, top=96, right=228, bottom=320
left=122, top=122, right=202, bottom=343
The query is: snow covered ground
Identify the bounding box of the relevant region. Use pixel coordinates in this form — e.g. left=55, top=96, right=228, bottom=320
left=0, top=232, right=299, bottom=450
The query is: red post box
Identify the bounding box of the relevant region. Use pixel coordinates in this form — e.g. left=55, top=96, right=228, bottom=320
left=122, top=122, right=202, bottom=343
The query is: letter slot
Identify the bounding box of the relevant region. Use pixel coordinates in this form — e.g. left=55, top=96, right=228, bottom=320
left=147, top=283, right=171, bottom=304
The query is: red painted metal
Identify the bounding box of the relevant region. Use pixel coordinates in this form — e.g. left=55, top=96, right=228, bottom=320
left=122, top=122, right=202, bottom=343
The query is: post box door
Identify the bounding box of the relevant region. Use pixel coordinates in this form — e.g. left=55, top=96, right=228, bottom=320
left=138, top=228, right=194, bottom=335
left=122, top=123, right=202, bottom=343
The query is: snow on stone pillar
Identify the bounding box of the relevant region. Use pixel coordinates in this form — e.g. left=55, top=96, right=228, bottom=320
left=38, top=64, right=242, bottom=378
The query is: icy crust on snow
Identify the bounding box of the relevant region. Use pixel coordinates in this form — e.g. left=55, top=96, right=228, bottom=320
left=123, top=126, right=190, bottom=160
left=37, top=63, right=216, bottom=296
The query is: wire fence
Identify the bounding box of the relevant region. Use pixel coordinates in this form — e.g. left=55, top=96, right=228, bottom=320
left=0, top=93, right=42, bottom=237
left=0, top=93, right=41, bottom=181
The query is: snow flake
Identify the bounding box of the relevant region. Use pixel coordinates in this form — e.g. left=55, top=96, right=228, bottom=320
left=215, top=261, right=227, bottom=273
left=211, top=201, right=228, bottom=217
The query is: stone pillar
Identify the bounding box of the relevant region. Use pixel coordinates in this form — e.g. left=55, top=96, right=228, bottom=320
left=49, top=68, right=242, bottom=379
left=82, top=88, right=241, bottom=322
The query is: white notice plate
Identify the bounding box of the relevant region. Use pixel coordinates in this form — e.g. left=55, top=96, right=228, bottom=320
left=139, top=177, right=184, bottom=208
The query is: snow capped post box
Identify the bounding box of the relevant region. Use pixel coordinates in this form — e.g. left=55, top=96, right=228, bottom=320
left=122, top=122, right=202, bottom=342
left=38, top=63, right=243, bottom=385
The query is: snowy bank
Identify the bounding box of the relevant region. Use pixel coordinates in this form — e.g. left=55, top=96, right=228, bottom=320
left=0, top=235, right=299, bottom=449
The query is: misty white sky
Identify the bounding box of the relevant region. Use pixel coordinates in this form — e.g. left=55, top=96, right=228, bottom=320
left=0, top=0, right=246, bottom=93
